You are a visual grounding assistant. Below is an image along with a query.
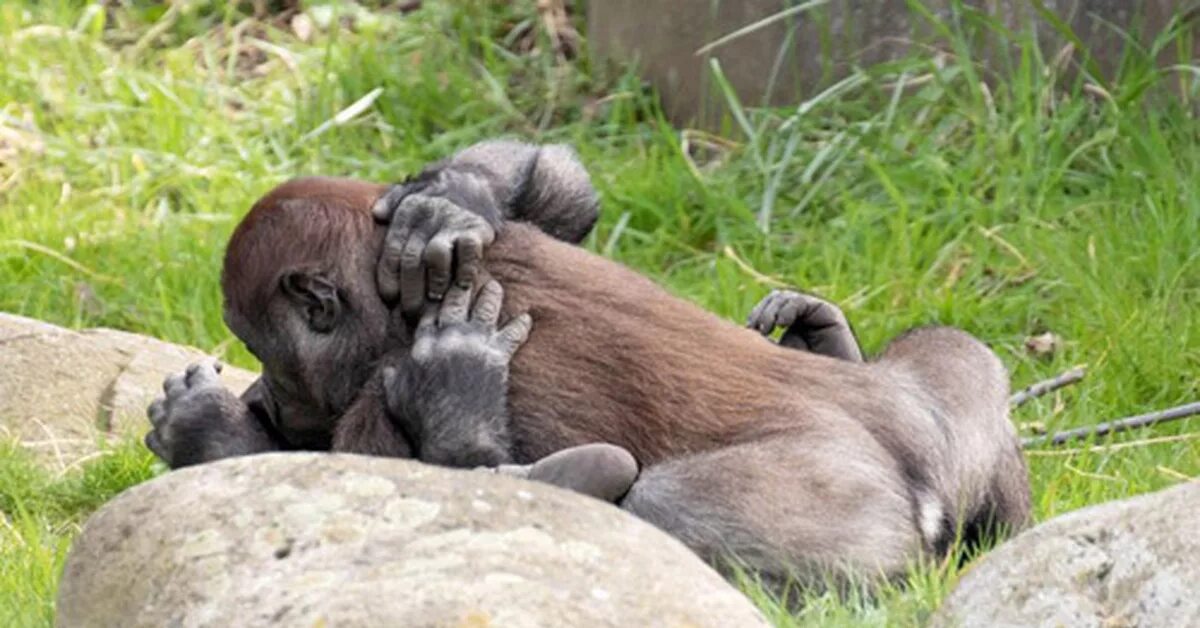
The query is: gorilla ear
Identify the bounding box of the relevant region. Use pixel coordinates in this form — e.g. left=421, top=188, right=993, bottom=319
left=280, top=270, right=342, bottom=333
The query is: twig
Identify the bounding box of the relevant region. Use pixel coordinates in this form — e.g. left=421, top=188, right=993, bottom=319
left=1010, top=366, right=1087, bottom=408
left=1063, top=462, right=1122, bottom=483
left=721, top=246, right=786, bottom=287
left=1156, top=465, right=1193, bottom=482
left=1023, top=401, right=1200, bottom=448
left=301, top=87, right=384, bottom=141
left=976, top=225, right=1033, bottom=269
left=1025, top=432, right=1200, bottom=456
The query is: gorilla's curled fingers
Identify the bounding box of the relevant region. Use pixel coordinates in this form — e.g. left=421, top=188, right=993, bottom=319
left=146, top=360, right=274, bottom=468
left=373, top=188, right=497, bottom=318
left=381, top=280, right=529, bottom=468
left=747, top=289, right=864, bottom=362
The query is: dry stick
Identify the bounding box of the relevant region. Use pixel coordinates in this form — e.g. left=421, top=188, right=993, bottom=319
left=1022, top=401, right=1200, bottom=448
left=1009, top=366, right=1087, bottom=408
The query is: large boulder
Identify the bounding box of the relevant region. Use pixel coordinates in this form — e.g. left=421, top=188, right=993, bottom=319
left=0, top=313, right=257, bottom=470
left=934, top=480, right=1200, bottom=628
left=57, top=452, right=768, bottom=627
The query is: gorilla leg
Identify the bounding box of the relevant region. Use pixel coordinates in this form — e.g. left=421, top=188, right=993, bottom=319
left=620, top=429, right=923, bottom=590
left=875, top=326, right=1032, bottom=544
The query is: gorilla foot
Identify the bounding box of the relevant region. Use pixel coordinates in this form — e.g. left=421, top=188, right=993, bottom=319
left=494, top=443, right=638, bottom=503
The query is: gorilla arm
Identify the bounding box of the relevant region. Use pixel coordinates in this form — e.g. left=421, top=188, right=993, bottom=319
left=371, top=140, right=599, bottom=317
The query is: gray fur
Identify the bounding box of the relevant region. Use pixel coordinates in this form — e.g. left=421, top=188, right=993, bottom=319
left=146, top=142, right=1030, bottom=596
left=620, top=325, right=1029, bottom=589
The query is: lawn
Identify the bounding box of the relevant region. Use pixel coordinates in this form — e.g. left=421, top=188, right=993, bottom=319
left=1, top=1, right=1198, bottom=626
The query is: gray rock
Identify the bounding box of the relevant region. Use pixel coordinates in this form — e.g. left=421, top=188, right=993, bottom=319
left=0, top=312, right=257, bottom=470
left=57, top=453, right=768, bottom=627
left=934, top=481, right=1200, bottom=628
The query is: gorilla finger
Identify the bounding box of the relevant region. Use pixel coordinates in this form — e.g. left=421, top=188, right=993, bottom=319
left=453, top=235, right=483, bottom=289
left=163, top=373, right=187, bottom=398
left=381, top=196, right=434, bottom=300
left=495, top=313, right=532, bottom=357
left=746, top=297, right=769, bottom=330
left=756, top=293, right=788, bottom=334
left=775, top=299, right=802, bottom=330
left=377, top=226, right=412, bottom=303
left=399, top=233, right=431, bottom=317
left=439, top=284, right=471, bottom=326
left=185, top=361, right=221, bottom=387
left=147, top=398, right=167, bottom=427
left=144, top=430, right=167, bottom=461
left=424, top=234, right=455, bottom=301
left=472, top=280, right=503, bottom=327
left=370, top=185, right=408, bottom=222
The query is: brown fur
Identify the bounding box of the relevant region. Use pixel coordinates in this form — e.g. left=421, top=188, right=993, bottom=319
left=224, top=177, right=1032, bottom=586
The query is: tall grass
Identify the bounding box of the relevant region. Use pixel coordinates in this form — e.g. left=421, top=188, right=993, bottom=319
left=0, top=1, right=1197, bottom=625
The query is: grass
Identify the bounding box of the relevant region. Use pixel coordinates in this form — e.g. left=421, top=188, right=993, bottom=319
left=1, top=1, right=1197, bottom=625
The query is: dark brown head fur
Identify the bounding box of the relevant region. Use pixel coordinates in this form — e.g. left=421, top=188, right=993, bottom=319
left=221, top=177, right=391, bottom=442
left=222, top=177, right=386, bottom=335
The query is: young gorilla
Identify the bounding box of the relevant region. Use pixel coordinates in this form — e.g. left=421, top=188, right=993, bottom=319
left=147, top=142, right=1030, bottom=588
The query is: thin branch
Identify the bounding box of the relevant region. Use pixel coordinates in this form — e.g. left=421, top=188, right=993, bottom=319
left=1010, top=366, right=1087, bottom=408
left=1023, top=401, right=1200, bottom=448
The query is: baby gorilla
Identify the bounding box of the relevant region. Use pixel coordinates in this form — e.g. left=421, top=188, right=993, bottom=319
left=148, top=174, right=1031, bottom=591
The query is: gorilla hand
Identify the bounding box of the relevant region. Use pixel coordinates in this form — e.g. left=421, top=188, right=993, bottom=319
left=747, top=289, right=864, bottom=362
left=372, top=168, right=499, bottom=318
left=145, top=361, right=275, bottom=468
left=382, top=280, right=530, bottom=468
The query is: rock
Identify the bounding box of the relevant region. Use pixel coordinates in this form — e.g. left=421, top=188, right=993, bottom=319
left=57, top=453, right=768, bottom=627
left=0, top=313, right=257, bottom=470
left=934, top=481, right=1200, bottom=628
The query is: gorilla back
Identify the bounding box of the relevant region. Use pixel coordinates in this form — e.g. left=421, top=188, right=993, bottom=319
left=229, top=177, right=1032, bottom=586
left=488, top=221, right=1031, bottom=573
